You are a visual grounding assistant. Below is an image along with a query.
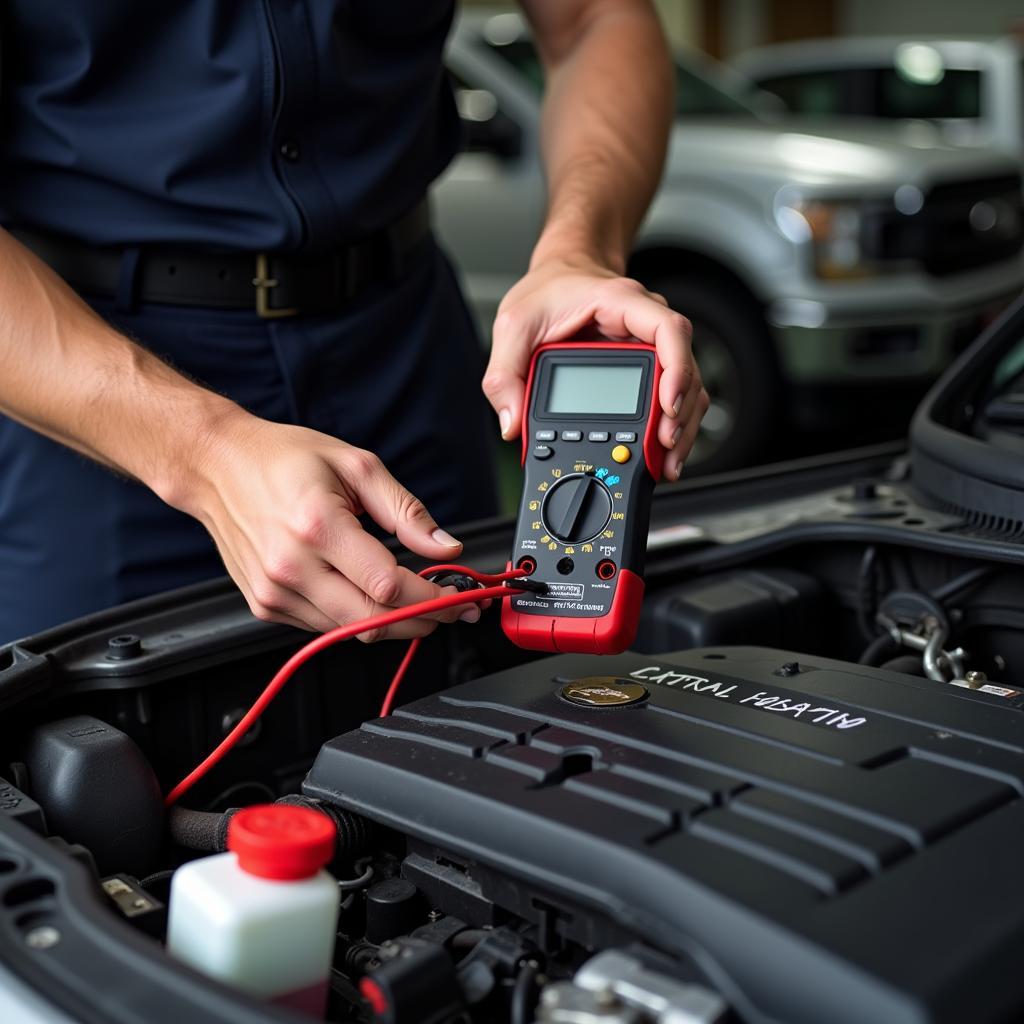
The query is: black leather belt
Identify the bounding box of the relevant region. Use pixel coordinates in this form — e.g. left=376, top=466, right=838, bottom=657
left=10, top=199, right=431, bottom=318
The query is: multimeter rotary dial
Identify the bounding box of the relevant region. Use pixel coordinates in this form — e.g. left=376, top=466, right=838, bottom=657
left=540, top=473, right=613, bottom=544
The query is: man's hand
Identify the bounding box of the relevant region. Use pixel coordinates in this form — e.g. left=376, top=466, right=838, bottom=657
left=178, top=412, right=477, bottom=638
left=484, top=2, right=707, bottom=477
left=482, top=256, right=708, bottom=480
left=0, top=232, right=482, bottom=639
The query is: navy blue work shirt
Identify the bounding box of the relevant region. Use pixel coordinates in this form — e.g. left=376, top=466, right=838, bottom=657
left=0, top=1, right=461, bottom=251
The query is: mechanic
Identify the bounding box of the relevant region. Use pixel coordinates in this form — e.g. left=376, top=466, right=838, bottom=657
left=0, top=1, right=707, bottom=644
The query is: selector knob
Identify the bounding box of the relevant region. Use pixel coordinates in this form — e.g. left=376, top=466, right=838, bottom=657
left=541, top=473, right=613, bottom=543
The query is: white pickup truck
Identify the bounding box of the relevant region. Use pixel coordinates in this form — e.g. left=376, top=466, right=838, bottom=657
left=437, top=12, right=1024, bottom=473
left=734, top=36, right=1024, bottom=156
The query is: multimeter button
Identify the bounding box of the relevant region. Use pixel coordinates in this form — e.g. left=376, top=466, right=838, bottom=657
left=588, top=431, right=610, bottom=442
left=615, top=431, right=637, bottom=443
left=532, top=445, right=553, bottom=460
left=535, top=430, right=556, bottom=442
left=561, top=430, right=582, bottom=442
left=611, top=445, right=631, bottom=464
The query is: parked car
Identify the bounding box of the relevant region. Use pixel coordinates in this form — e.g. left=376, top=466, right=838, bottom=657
left=2, top=293, right=1024, bottom=1024
left=437, top=12, right=1024, bottom=474
left=733, top=36, right=1024, bottom=154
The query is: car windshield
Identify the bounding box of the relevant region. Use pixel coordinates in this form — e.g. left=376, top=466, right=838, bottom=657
left=757, top=63, right=982, bottom=121
left=486, top=37, right=758, bottom=117
left=876, top=66, right=981, bottom=120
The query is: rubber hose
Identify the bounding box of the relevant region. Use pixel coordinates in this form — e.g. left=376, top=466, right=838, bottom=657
left=858, top=633, right=901, bottom=666
left=169, top=795, right=372, bottom=857
left=275, top=794, right=373, bottom=858
left=167, top=806, right=241, bottom=852
left=880, top=655, right=927, bottom=677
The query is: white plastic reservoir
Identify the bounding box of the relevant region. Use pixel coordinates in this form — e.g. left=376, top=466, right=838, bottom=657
left=167, top=803, right=339, bottom=1016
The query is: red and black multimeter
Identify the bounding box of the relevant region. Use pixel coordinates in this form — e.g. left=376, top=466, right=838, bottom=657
left=502, top=342, right=664, bottom=654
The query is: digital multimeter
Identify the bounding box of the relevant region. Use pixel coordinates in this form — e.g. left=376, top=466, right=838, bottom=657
left=502, top=342, right=664, bottom=654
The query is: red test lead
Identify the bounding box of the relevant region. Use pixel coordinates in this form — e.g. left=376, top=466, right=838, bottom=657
left=164, top=565, right=527, bottom=807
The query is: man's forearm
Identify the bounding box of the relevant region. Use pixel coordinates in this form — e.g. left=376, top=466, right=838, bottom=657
left=0, top=228, right=241, bottom=508
left=524, top=0, right=673, bottom=272
left=0, top=229, right=472, bottom=634
left=485, top=3, right=702, bottom=481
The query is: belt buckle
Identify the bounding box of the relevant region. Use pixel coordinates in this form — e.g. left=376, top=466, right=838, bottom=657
left=253, top=254, right=298, bottom=319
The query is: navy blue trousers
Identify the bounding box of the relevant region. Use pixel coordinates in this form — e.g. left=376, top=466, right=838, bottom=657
left=0, top=241, right=498, bottom=641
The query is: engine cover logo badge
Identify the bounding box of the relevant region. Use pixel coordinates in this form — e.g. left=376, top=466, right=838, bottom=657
left=560, top=678, right=649, bottom=708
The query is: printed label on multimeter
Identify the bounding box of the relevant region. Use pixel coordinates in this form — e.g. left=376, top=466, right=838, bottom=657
left=502, top=342, right=663, bottom=655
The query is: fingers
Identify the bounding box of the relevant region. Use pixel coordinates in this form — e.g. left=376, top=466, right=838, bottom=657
left=300, top=568, right=450, bottom=642
left=588, top=283, right=695, bottom=420
left=483, top=269, right=689, bottom=448
left=243, top=538, right=470, bottom=641
left=219, top=539, right=340, bottom=633
left=591, top=286, right=700, bottom=457
left=664, top=388, right=710, bottom=481
left=483, top=309, right=534, bottom=440
left=222, top=488, right=470, bottom=638
left=658, top=374, right=702, bottom=449
left=311, top=508, right=467, bottom=626
left=651, top=315, right=695, bottom=424
left=287, top=456, right=481, bottom=634
left=332, top=448, right=464, bottom=561
left=198, top=419, right=489, bottom=642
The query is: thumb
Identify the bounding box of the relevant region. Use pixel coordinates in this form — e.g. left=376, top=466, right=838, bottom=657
left=482, top=312, right=532, bottom=441
left=342, top=451, right=463, bottom=559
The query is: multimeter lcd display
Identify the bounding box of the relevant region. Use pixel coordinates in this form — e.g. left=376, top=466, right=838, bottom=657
left=546, top=364, right=644, bottom=416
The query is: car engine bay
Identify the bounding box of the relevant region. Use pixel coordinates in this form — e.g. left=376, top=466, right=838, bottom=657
left=0, top=303, right=1023, bottom=1024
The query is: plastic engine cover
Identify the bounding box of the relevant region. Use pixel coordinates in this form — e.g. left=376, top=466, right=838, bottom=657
left=303, top=646, right=1024, bottom=1024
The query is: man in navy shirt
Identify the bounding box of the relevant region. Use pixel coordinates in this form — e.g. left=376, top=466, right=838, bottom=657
left=0, top=1, right=707, bottom=641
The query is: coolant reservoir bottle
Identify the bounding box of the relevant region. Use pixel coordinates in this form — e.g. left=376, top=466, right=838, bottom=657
left=167, top=804, right=339, bottom=1016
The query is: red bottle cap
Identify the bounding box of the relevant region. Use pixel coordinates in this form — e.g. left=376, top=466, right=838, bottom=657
left=227, top=804, right=336, bottom=880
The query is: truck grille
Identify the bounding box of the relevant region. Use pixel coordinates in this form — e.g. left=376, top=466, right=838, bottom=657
left=882, top=175, right=1024, bottom=277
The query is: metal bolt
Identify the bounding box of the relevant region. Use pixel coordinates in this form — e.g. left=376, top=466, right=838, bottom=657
left=25, top=926, right=60, bottom=949
left=106, top=633, right=142, bottom=660
left=964, top=670, right=988, bottom=687
left=851, top=479, right=877, bottom=501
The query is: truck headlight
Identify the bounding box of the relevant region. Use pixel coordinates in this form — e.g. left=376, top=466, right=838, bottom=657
left=775, top=198, right=877, bottom=280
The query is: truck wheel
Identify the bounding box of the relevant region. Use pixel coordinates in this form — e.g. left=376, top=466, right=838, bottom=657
left=649, top=278, right=778, bottom=475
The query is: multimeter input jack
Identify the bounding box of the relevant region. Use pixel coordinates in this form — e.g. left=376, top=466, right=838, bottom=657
left=596, top=559, right=617, bottom=581
left=516, top=556, right=537, bottom=576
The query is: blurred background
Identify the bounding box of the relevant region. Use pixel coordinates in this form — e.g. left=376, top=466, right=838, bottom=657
left=441, top=1, right=1024, bottom=511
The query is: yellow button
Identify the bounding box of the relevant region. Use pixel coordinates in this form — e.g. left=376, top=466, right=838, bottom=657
left=611, top=444, right=631, bottom=464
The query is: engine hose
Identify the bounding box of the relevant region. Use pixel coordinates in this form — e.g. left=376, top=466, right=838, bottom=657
left=510, top=961, right=540, bottom=1024
left=858, top=633, right=901, bottom=667
left=167, top=806, right=241, bottom=853
left=275, top=794, right=373, bottom=858
left=879, top=655, right=927, bottom=677
left=169, top=795, right=372, bottom=856
left=856, top=547, right=881, bottom=643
